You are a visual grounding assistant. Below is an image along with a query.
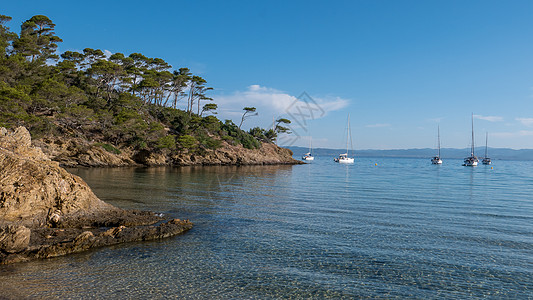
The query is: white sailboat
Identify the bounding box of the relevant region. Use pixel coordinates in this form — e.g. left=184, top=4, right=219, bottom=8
left=463, top=113, right=479, bottom=166
left=431, top=125, right=443, bottom=164
left=482, top=132, right=492, bottom=165
left=334, top=114, right=355, bottom=164
left=302, top=137, right=314, bottom=161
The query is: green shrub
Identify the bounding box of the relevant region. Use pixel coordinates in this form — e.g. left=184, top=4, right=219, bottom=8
left=177, top=134, right=197, bottom=149
left=95, top=143, right=121, bottom=154
left=220, top=120, right=260, bottom=149
left=131, top=138, right=147, bottom=150
left=197, top=132, right=221, bottom=150
left=60, top=104, right=94, bottom=119
left=204, top=138, right=221, bottom=149
left=157, top=134, right=176, bottom=150
left=201, top=115, right=221, bottom=133
left=115, top=108, right=143, bottom=125
left=221, top=135, right=236, bottom=145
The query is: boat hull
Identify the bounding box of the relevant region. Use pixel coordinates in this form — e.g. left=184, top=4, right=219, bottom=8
left=463, top=155, right=479, bottom=166
left=302, top=152, right=314, bottom=161
left=431, top=156, right=442, bottom=164
left=335, top=158, right=354, bottom=164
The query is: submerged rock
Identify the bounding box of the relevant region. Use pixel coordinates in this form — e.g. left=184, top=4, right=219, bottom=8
left=0, top=127, right=192, bottom=264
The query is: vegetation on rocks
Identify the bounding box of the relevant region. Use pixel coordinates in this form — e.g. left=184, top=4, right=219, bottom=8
left=0, top=14, right=293, bottom=166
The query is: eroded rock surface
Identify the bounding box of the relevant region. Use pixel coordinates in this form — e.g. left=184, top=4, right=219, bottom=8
left=34, top=135, right=301, bottom=167
left=0, top=127, right=192, bottom=264
left=33, top=137, right=138, bottom=167
left=171, top=142, right=299, bottom=166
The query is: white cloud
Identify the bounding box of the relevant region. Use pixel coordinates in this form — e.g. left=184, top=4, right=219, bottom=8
left=516, top=117, right=533, bottom=127
left=518, top=130, right=533, bottom=136
left=519, top=130, right=533, bottom=136
left=473, top=114, right=503, bottom=122
left=365, top=123, right=391, bottom=128
left=248, top=84, right=266, bottom=92
left=214, top=85, right=349, bottom=117
left=217, top=108, right=243, bottom=117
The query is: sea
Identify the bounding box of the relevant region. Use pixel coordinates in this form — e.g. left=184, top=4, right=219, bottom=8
left=0, top=157, right=531, bottom=299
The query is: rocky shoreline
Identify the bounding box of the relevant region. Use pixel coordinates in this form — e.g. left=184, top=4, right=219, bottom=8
left=34, top=136, right=303, bottom=168
left=0, top=126, right=300, bottom=264
left=0, top=127, right=192, bottom=264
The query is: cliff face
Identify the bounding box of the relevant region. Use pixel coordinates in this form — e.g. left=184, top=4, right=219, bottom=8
left=171, top=142, right=298, bottom=166
left=0, top=127, right=113, bottom=226
left=33, top=137, right=139, bottom=167
left=0, top=127, right=192, bottom=264
left=34, top=136, right=301, bottom=167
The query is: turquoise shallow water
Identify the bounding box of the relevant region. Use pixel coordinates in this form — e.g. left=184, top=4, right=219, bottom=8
left=1, top=157, right=532, bottom=298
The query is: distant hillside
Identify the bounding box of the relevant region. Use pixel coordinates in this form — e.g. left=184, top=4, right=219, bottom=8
left=288, top=146, right=533, bottom=161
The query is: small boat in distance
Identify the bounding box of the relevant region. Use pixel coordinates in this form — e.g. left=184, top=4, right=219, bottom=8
left=302, top=152, right=314, bottom=161
left=482, top=132, right=492, bottom=165
left=431, top=125, right=443, bottom=165
left=335, top=153, right=354, bottom=163
left=463, top=113, right=479, bottom=166
left=302, top=137, right=314, bottom=161
left=334, top=114, right=355, bottom=164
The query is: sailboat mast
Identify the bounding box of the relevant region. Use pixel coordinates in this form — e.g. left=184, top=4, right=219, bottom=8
left=485, top=132, right=488, bottom=158
left=471, top=113, right=475, bottom=157
left=346, top=114, right=351, bottom=155
left=437, top=125, right=441, bottom=157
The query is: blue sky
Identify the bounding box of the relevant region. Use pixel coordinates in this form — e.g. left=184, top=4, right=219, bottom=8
left=4, top=0, right=533, bottom=149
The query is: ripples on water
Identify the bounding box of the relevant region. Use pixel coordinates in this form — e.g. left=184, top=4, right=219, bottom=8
left=0, top=158, right=531, bottom=298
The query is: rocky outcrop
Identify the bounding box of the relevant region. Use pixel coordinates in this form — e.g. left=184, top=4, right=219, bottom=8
left=0, top=127, right=192, bottom=264
left=0, top=225, right=31, bottom=253
left=172, top=142, right=299, bottom=166
left=0, top=139, right=113, bottom=226
left=34, top=136, right=302, bottom=167
left=0, top=218, right=192, bottom=264
left=33, top=137, right=138, bottom=167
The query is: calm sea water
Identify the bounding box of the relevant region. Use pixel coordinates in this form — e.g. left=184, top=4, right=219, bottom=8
left=1, top=157, right=532, bottom=299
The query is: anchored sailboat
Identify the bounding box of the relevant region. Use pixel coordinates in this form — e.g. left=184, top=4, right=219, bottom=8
left=334, top=114, right=355, bottom=164
left=463, top=113, right=479, bottom=166
left=302, top=137, right=314, bottom=161
left=431, top=125, right=443, bottom=164
left=482, top=132, right=492, bottom=165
